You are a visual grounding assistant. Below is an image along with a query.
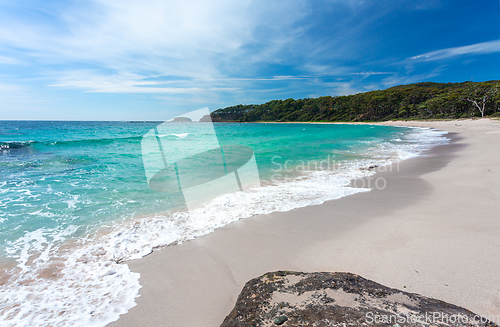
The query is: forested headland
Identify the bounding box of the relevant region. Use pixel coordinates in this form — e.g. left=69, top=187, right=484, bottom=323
left=210, top=81, right=500, bottom=122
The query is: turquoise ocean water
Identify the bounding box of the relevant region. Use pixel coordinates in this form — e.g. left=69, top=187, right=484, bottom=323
left=0, top=121, right=448, bottom=326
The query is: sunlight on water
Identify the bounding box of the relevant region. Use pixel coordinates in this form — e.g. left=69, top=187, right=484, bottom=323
left=0, top=121, right=448, bottom=326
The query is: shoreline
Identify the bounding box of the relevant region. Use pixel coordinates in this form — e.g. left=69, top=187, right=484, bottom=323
left=212, top=117, right=499, bottom=124
left=111, top=118, right=500, bottom=327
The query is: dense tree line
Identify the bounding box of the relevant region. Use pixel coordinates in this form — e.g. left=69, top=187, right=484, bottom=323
left=210, top=81, right=500, bottom=122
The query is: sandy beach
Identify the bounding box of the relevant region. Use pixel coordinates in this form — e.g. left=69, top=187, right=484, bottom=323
left=111, top=118, right=500, bottom=327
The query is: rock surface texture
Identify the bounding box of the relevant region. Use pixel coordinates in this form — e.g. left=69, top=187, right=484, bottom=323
left=221, top=271, right=498, bottom=327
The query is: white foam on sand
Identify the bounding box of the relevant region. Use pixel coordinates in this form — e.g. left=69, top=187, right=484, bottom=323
left=0, top=127, right=449, bottom=327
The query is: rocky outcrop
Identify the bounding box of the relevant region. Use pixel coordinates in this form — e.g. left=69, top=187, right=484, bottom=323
left=221, top=271, right=497, bottom=327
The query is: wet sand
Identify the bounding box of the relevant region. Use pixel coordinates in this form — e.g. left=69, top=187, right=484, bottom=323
left=111, top=118, right=500, bottom=327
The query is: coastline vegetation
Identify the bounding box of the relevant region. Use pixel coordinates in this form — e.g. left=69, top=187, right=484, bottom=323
left=210, top=80, right=500, bottom=122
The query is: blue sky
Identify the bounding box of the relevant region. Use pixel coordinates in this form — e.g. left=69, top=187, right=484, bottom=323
left=0, top=0, right=499, bottom=120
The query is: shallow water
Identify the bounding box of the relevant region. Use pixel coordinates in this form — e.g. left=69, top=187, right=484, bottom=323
left=0, top=121, right=448, bottom=326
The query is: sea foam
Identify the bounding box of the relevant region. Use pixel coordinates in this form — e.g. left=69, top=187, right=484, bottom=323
left=0, top=126, right=449, bottom=327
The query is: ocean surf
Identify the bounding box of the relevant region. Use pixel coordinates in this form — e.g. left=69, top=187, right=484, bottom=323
left=0, top=121, right=448, bottom=326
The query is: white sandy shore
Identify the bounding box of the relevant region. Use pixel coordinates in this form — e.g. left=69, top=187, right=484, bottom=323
left=111, top=118, right=500, bottom=327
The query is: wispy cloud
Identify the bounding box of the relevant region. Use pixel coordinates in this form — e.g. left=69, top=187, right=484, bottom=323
left=325, top=81, right=366, bottom=96
left=410, top=39, right=500, bottom=61
left=1, top=0, right=499, bottom=119
left=2, top=0, right=389, bottom=99
left=47, top=70, right=319, bottom=95
left=381, top=67, right=445, bottom=88
left=0, top=55, right=23, bottom=65
left=0, top=0, right=310, bottom=95
left=49, top=71, right=242, bottom=94
left=0, top=0, right=433, bottom=100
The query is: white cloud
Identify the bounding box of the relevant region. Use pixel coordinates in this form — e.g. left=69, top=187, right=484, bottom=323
left=0, top=0, right=309, bottom=94
left=351, top=71, right=392, bottom=76
left=49, top=70, right=242, bottom=94
left=326, top=82, right=364, bottom=96
left=0, top=55, right=23, bottom=65
left=47, top=69, right=319, bottom=96
left=410, top=39, right=500, bottom=61
left=380, top=67, right=444, bottom=88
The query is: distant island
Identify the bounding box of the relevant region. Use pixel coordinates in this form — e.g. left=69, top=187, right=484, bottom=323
left=211, top=80, right=500, bottom=122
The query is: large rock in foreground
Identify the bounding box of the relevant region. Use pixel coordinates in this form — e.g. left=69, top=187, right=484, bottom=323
left=221, top=271, right=497, bottom=327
